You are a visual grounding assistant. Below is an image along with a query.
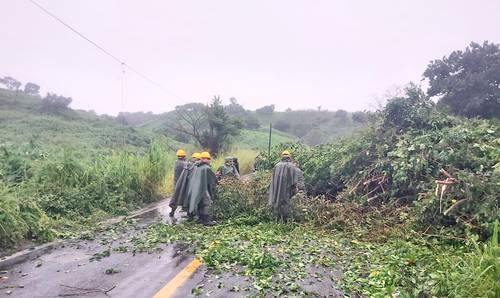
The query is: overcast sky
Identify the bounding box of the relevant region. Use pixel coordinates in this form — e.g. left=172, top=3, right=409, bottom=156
left=1, top=0, right=499, bottom=115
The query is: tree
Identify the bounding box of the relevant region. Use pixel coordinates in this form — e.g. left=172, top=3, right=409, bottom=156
left=423, top=41, right=500, bottom=118
left=244, top=114, right=260, bottom=129
left=24, top=82, right=40, bottom=96
left=303, top=129, right=322, bottom=146
left=291, top=123, right=312, bottom=138
left=2, top=76, right=21, bottom=91
left=334, top=109, right=348, bottom=121
left=116, top=113, right=129, bottom=125
left=352, top=111, right=367, bottom=123
left=226, top=97, right=246, bottom=117
left=173, top=97, right=242, bottom=156
left=2, top=76, right=22, bottom=102
left=382, top=84, right=436, bottom=131
left=256, top=104, right=275, bottom=115
left=41, top=93, right=72, bottom=113
left=274, top=119, right=291, bottom=132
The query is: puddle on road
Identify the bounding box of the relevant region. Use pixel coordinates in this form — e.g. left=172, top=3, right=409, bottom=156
left=133, top=200, right=186, bottom=226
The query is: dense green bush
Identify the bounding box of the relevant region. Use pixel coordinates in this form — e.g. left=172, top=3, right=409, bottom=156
left=0, top=182, right=55, bottom=247
left=255, top=86, right=499, bottom=238
left=211, top=172, right=271, bottom=221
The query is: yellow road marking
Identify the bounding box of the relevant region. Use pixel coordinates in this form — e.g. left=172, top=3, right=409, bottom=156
left=152, top=258, right=202, bottom=298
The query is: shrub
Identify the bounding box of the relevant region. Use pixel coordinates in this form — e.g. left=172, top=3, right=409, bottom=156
left=254, top=86, right=500, bottom=238
left=0, top=183, right=55, bottom=247
left=211, top=172, right=270, bottom=221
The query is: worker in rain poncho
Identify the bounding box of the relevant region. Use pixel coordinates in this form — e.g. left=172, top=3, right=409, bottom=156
left=169, top=152, right=201, bottom=217
left=173, top=149, right=187, bottom=187
left=187, top=151, right=217, bottom=225
left=216, top=157, right=240, bottom=180
left=294, top=160, right=306, bottom=192
left=268, top=150, right=302, bottom=220
left=232, top=157, right=240, bottom=175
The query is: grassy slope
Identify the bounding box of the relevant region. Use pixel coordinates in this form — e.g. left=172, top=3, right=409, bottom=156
left=236, top=129, right=297, bottom=151
left=134, top=111, right=297, bottom=151
left=253, top=110, right=365, bottom=144
left=0, top=89, right=156, bottom=153
left=0, top=88, right=292, bottom=182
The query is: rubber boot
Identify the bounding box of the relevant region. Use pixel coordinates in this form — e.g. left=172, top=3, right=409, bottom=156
left=198, top=214, right=215, bottom=226
left=168, top=207, right=176, bottom=217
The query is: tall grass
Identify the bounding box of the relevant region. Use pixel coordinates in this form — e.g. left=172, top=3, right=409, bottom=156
left=0, top=182, right=55, bottom=248
left=0, top=138, right=173, bottom=248
left=438, top=220, right=499, bottom=297
left=140, top=139, right=176, bottom=199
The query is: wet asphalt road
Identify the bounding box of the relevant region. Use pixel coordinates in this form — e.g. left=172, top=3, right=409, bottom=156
left=0, top=197, right=344, bottom=298
left=0, top=199, right=203, bottom=298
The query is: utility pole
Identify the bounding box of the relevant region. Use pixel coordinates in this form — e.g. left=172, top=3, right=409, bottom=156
left=268, top=123, right=272, bottom=157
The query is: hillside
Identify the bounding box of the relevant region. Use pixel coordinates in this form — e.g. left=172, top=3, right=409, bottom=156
left=0, top=89, right=157, bottom=153
left=120, top=101, right=366, bottom=146
left=0, top=89, right=296, bottom=154
left=253, top=109, right=367, bottom=145
left=134, top=113, right=297, bottom=152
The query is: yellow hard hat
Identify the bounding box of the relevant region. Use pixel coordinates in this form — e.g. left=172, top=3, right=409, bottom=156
left=176, top=149, right=186, bottom=157
left=281, top=150, right=291, bottom=157
left=192, top=152, right=201, bottom=159
left=200, top=151, right=211, bottom=159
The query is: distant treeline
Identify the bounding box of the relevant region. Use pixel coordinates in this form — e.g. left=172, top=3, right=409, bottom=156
left=118, top=98, right=369, bottom=146
left=0, top=76, right=72, bottom=114
left=3, top=40, right=499, bottom=145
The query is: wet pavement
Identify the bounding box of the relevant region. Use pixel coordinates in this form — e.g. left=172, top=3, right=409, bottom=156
left=0, top=199, right=204, bottom=298
left=0, top=197, right=345, bottom=297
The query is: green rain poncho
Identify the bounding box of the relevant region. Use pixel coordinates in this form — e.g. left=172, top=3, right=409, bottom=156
left=296, top=167, right=305, bottom=191
left=217, top=164, right=240, bottom=179
left=173, top=159, right=186, bottom=186
left=268, top=160, right=299, bottom=218
left=187, top=163, right=217, bottom=215
left=170, top=162, right=197, bottom=209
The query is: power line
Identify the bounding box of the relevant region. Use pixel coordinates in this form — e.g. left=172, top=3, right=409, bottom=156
left=29, top=0, right=185, bottom=102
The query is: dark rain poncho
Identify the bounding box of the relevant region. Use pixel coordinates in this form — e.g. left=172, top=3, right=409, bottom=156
left=268, top=161, right=299, bottom=218
left=187, top=163, right=217, bottom=215
left=217, top=164, right=240, bottom=179
left=296, top=167, right=305, bottom=191
left=170, top=162, right=197, bottom=209
left=173, top=159, right=186, bottom=186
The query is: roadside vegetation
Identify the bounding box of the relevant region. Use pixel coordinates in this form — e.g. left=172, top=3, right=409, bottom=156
left=1, top=41, right=499, bottom=296
left=136, top=173, right=499, bottom=297
left=0, top=139, right=172, bottom=249
left=135, top=77, right=499, bottom=296
left=0, top=89, right=270, bottom=251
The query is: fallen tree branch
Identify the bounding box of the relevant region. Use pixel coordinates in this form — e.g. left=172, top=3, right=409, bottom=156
left=366, top=195, right=379, bottom=203
left=348, top=180, right=362, bottom=194
left=0, top=285, right=24, bottom=290
left=439, top=168, right=453, bottom=179
left=444, top=199, right=468, bottom=216
left=58, top=284, right=116, bottom=297
left=104, top=285, right=117, bottom=295
left=363, top=184, right=381, bottom=198
left=58, top=290, right=102, bottom=297
left=59, top=285, right=101, bottom=291
left=422, top=233, right=466, bottom=241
